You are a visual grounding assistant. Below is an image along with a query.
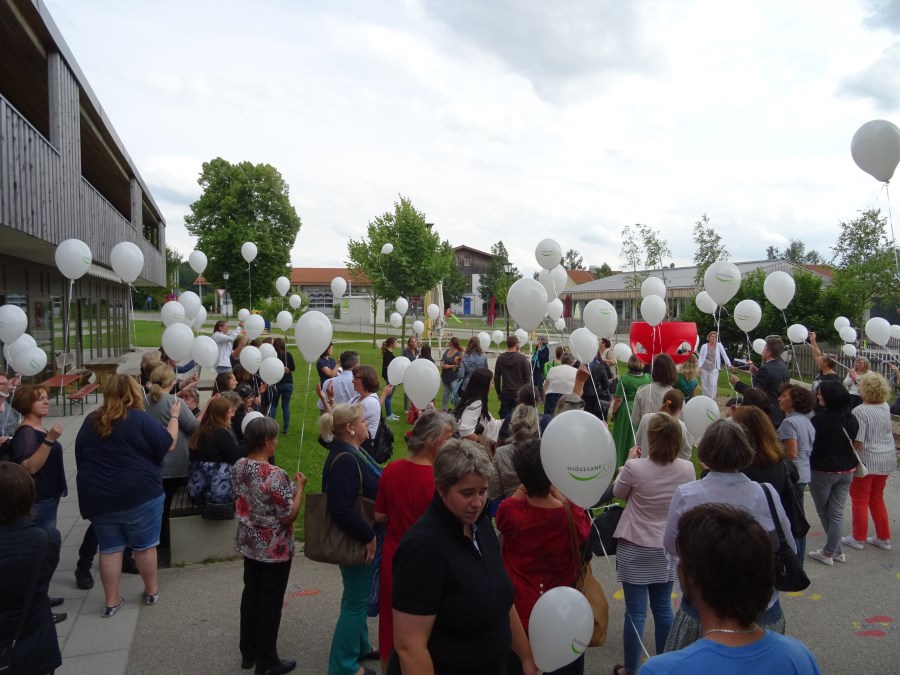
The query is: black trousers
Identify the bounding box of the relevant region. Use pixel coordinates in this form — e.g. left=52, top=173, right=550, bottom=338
left=240, top=556, right=292, bottom=669
left=498, top=391, right=518, bottom=419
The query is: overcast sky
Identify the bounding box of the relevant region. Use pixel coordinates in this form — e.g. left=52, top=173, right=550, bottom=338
left=45, top=0, right=900, bottom=278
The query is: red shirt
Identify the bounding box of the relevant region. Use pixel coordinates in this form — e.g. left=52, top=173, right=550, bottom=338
left=496, top=497, right=591, bottom=633
left=373, top=458, right=435, bottom=657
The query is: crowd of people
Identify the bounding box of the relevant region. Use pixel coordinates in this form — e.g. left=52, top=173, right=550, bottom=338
left=2, top=322, right=897, bottom=674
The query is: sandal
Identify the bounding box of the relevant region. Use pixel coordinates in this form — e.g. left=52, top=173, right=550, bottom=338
left=103, top=598, right=125, bottom=618
left=144, top=589, right=160, bottom=605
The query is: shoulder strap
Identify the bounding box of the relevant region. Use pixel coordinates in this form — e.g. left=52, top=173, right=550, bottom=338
left=324, top=451, right=363, bottom=495
left=761, top=483, right=788, bottom=545
left=13, top=527, right=48, bottom=644
left=562, top=500, right=584, bottom=579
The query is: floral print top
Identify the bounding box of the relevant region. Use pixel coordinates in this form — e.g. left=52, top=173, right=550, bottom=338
left=232, top=458, right=297, bottom=562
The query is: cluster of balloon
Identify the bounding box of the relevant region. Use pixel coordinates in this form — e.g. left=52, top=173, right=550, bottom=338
left=386, top=353, right=440, bottom=409
left=835, top=317, right=858, bottom=357
left=426, top=304, right=440, bottom=321
left=582, top=299, right=618, bottom=338
left=395, top=298, right=408, bottom=315
left=189, top=250, right=207, bottom=275
left=541, top=410, right=616, bottom=508
left=529, top=586, right=594, bottom=672
left=508, top=278, right=548, bottom=332
left=639, top=277, right=667, bottom=327
left=109, top=242, right=145, bottom=284
left=331, top=277, right=347, bottom=300
left=684, top=396, right=720, bottom=439
left=275, top=276, right=291, bottom=297
left=537, top=265, right=568, bottom=300
left=851, top=120, right=900, bottom=183
left=0, top=305, right=46, bottom=376
left=160, top=292, right=208, bottom=334
left=294, top=311, right=333, bottom=364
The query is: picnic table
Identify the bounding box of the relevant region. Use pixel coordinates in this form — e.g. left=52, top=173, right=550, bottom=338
left=83, top=357, right=122, bottom=387
left=39, top=373, right=81, bottom=406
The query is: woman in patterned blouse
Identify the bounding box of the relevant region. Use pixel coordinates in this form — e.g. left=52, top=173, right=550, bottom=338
left=232, top=416, right=306, bottom=675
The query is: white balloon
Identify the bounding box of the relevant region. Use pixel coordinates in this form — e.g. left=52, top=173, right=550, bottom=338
left=492, top=330, right=505, bottom=346
left=554, top=318, right=566, bottom=331
left=259, top=343, right=277, bottom=360
left=733, top=299, right=762, bottom=333
left=787, top=323, right=809, bottom=344
left=244, top=314, right=265, bottom=340
left=640, top=295, right=666, bottom=327
left=583, top=299, right=618, bottom=338
left=613, top=343, right=632, bottom=362
left=331, top=277, right=347, bottom=299
left=427, top=304, right=440, bottom=321
left=276, top=310, right=293, bottom=332
left=238, top=308, right=251, bottom=322
left=834, top=316, right=851, bottom=331
left=275, top=276, right=291, bottom=297
left=241, top=241, right=258, bottom=263
left=703, top=261, right=741, bottom=306
left=259, top=356, right=285, bottom=385
left=188, top=250, right=207, bottom=275
left=191, top=335, right=218, bottom=368
left=752, top=338, right=766, bottom=355
left=395, top=298, right=408, bottom=315
left=851, top=119, right=900, bottom=183
left=529, top=587, right=594, bottom=672
left=683, top=396, right=720, bottom=441
left=515, top=328, right=529, bottom=346
left=694, top=291, right=718, bottom=315
left=294, top=311, right=333, bottom=364
left=403, top=358, right=440, bottom=409
left=7, top=334, right=36, bottom=365
left=478, top=331, right=492, bottom=352
left=412, top=320, right=425, bottom=336
left=239, top=345, right=263, bottom=374
left=162, top=323, right=194, bottom=362
left=389, top=312, right=402, bottom=329
left=541, top=410, right=616, bottom=508
left=191, top=306, right=208, bottom=331
left=380, top=243, right=394, bottom=255
left=179, top=291, right=201, bottom=320
left=241, top=411, right=264, bottom=434
left=161, top=301, right=186, bottom=327
left=569, top=328, right=598, bottom=364
left=535, top=239, right=562, bottom=270
left=546, top=298, right=564, bottom=321
left=865, top=316, right=891, bottom=346
left=0, top=305, right=27, bottom=344
left=289, top=294, right=302, bottom=309
left=109, top=241, right=144, bottom=283
left=538, top=265, right=568, bottom=300
left=14, top=346, right=47, bottom=377
left=640, top=276, right=666, bottom=299
left=507, top=278, right=548, bottom=332
left=839, top=326, right=857, bottom=343
left=763, top=271, right=795, bottom=310
left=892, top=325, right=900, bottom=341
left=842, top=343, right=858, bottom=358
left=387, top=356, right=411, bottom=386
left=55, top=238, right=92, bottom=280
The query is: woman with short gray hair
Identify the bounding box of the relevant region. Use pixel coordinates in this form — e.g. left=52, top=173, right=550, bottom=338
left=373, top=412, right=455, bottom=671
left=391, top=439, right=538, bottom=674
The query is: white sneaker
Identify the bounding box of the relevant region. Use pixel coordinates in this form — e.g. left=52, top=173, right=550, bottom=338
left=841, top=536, right=865, bottom=550
left=808, top=549, right=834, bottom=566
left=833, top=552, right=847, bottom=563
left=386, top=415, right=400, bottom=422
left=866, top=536, right=892, bottom=550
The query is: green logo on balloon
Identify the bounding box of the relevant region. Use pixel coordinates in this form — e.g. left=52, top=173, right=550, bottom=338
left=571, top=638, right=588, bottom=654
left=706, top=410, right=717, bottom=421
left=568, top=470, right=601, bottom=482
left=600, top=310, right=613, bottom=315
left=715, top=274, right=735, bottom=283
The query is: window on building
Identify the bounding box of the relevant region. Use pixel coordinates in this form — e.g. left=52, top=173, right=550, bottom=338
left=463, top=256, right=470, bottom=267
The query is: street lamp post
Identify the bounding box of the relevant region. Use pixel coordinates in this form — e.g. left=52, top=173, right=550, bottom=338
left=223, top=272, right=230, bottom=319
left=503, top=261, right=513, bottom=338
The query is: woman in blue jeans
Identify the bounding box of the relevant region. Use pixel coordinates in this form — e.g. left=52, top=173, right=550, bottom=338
left=318, top=403, right=381, bottom=675
left=611, top=413, right=696, bottom=675
left=268, top=337, right=296, bottom=434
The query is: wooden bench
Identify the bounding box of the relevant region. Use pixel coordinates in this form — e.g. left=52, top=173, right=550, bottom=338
left=67, top=383, right=100, bottom=414
left=167, top=485, right=237, bottom=566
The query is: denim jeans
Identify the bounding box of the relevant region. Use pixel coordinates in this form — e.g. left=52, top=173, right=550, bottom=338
left=794, top=482, right=808, bottom=562
left=383, top=379, right=393, bottom=418
left=809, top=471, right=852, bottom=555
left=268, top=383, right=294, bottom=430
left=329, top=564, right=375, bottom=675
left=33, top=497, right=60, bottom=532
left=623, top=581, right=674, bottom=672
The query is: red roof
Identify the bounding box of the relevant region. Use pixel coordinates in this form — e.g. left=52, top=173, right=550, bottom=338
left=566, top=269, right=595, bottom=284
left=290, top=268, right=371, bottom=285
left=803, top=264, right=833, bottom=279
left=191, top=275, right=209, bottom=285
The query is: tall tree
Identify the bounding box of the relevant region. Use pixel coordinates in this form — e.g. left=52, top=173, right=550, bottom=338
left=592, top=262, right=614, bottom=279
left=134, top=246, right=183, bottom=310
left=442, top=263, right=466, bottom=306
left=185, top=158, right=301, bottom=310
left=692, top=213, right=729, bottom=286
left=828, top=208, right=899, bottom=326
left=563, top=248, right=585, bottom=270
left=767, top=239, right=823, bottom=265
left=347, top=196, right=454, bottom=339
left=478, top=241, right=522, bottom=310
left=620, top=225, right=645, bottom=290
left=640, top=224, right=672, bottom=272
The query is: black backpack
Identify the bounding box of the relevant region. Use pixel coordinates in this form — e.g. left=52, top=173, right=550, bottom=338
left=363, top=417, right=394, bottom=464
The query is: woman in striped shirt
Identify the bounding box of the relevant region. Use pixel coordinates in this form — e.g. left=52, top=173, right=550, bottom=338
left=845, top=373, right=895, bottom=551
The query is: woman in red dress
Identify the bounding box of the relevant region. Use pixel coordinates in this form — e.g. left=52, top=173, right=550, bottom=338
left=496, top=438, right=591, bottom=675
left=373, top=412, right=456, bottom=671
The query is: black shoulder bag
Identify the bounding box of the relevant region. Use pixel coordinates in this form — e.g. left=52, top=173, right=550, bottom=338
left=762, top=484, right=810, bottom=592
left=0, top=527, right=48, bottom=673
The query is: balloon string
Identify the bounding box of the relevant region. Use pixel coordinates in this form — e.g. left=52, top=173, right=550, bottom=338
left=781, top=310, right=803, bottom=381
left=62, top=279, right=74, bottom=376
left=248, top=261, right=253, bottom=312
left=297, top=362, right=313, bottom=473
left=881, top=183, right=900, bottom=284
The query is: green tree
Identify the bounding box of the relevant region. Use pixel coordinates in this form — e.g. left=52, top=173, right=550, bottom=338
left=134, top=246, right=183, bottom=310
left=442, top=262, right=466, bottom=306
left=592, top=262, right=614, bottom=279
left=620, top=225, right=645, bottom=290
left=563, top=248, right=585, bottom=270
left=184, top=158, right=301, bottom=310
left=828, top=209, right=899, bottom=326
left=767, top=239, right=823, bottom=265
left=478, top=241, right=522, bottom=307
left=692, top=213, right=729, bottom=286
left=347, top=196, right=454, bottom=340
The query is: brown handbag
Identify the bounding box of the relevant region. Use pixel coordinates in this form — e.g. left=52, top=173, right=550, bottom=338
left=304, top=453, right=375, bottom=566
left=564, top=501, right=610, bottom=647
